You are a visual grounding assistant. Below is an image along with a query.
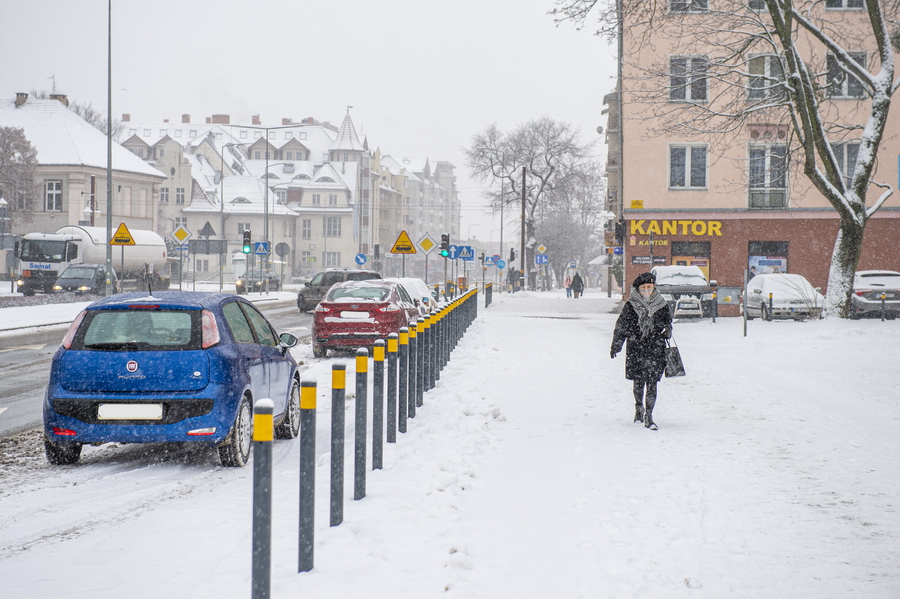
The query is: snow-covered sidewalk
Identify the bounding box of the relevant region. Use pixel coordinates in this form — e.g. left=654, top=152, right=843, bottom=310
left=0, top=289, right=898, bottom=598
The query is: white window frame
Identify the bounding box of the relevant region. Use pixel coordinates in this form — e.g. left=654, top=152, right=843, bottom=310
left=668, top=144, right=708, bottom=189
left=669, top=56, right=708, bottom=102
left=748, top=143, right=789, bottom=208
left=45, top=180, right=63, bottom=212
left=160, top=187, right=169, bottom=203
left=748, top=55, right=785, bottom=101
left=670, top=0, right=707, bottom=12
left=312, top=194, right=321, bottom=205
left=831, top=141, right=860, bottom=184
left=302, top=219, right=312, bottom=239
left=175, top=188, right=185, bottom=205
left=323, top=216, right=341, bottom=237
left=323, top=251, right=341, bottom=268
left=328, top=194, right=338, bottom=205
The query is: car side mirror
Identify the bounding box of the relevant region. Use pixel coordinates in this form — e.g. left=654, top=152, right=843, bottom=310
left=413, top=299, right=420, bottom=306
left=709, top=280, right=717, bottom=287
left=279, top=332, right=299, bottom=355
left=752, top=289, right=762, bottom=294
left=814, top=287, right=822, bottom=293
left=305, top=281, right=312, bottom=287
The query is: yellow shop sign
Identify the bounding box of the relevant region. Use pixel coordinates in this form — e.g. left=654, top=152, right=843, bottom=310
left=629, top=219, right=723, bottom=237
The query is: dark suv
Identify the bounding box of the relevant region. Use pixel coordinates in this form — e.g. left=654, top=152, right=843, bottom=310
left=297, top=269, right=381, bottom=311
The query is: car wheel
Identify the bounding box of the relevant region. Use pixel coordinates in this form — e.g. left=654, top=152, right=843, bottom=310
left=297, top=295, right=307, bottom=311
left=218, top=396, right=252, bottom=467
left=312, top=343, right=327, bottom=358
left=275, top=379, right=301, bottom=439
left=44, top=434, right=82, bottom=465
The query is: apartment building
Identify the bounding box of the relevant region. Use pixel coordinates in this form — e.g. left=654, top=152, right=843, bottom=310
left=608, top=0, right=900, bottom=304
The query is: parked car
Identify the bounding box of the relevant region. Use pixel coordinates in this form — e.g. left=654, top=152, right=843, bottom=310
left=311, top=280, right=420, bottom=357
left=235, top=269, right=281, bottom=294
left=850, top=270, right=900, bottom=319
left=53, top=263, right=118, bottom=295
left=42, top=291, right=300, bottom=467
left=384, top=277, right=436, bottom=316
left=651, top=265, right=717, bottom=318
left=744, top=273, right=824, bottom=320
left=297, top=268, right=381, bottom=311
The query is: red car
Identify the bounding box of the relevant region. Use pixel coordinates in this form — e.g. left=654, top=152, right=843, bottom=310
left=311, top=280, right=420, bottom=357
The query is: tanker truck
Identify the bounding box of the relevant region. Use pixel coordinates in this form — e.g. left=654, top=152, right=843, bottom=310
left=14, top=225, right=170, bottom=295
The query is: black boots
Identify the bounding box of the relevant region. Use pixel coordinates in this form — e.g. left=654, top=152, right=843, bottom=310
left=634, top=405, right=644, bottom=423
left=644, top=411, right=658, bottom=430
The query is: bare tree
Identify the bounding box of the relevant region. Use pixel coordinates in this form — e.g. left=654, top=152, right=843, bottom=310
left=465, top=117, right=596, bottom=274
left=552, top=0, right=900, bottom=317
left=0, top=126, right=38, bottom=228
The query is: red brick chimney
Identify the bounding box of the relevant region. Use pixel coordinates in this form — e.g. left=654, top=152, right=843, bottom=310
left=206, top=117, right=212, bottom=124
left=122, top=114, right=131, bottom=122
left=182, top=114, right=190, bottom=123
left=49, top=94, right=69, bottom=107
left=14, top=93, right=28, bottom=107
left=282, top=118, right=293, bottom=125
left=212, top=114, right=230, bottom=124
left=252, top=115, right=261, bottom=125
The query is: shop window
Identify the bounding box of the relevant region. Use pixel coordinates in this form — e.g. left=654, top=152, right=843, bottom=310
left=748, top=240, right=788, bottom=277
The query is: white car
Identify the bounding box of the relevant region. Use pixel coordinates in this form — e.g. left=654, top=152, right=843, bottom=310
left=384, top=277, right=437, bottom=317
left=745, top=273, right=824, bottom=321
left=850, top=270, right=900, bottom=319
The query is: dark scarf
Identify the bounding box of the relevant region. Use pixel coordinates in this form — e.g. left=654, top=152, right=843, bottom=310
left=628, top=287, right=668, bottom=339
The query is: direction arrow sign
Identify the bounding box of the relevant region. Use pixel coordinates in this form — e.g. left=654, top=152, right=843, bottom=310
left=447, top=245, right=460, bottom=259
left=535, top=254, right=549, bottom=265
left=110, top=222, right=136, bottom=246
left=355, top=253, right=367, bottom=265
left=390, top=230, right=417, bottom=254
left=614, top=247, right=623, bottom=255
left=254, top=241, right=270, bottom=255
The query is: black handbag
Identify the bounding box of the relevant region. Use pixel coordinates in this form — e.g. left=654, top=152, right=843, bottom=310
left=665, top=338, right=686, bottom=378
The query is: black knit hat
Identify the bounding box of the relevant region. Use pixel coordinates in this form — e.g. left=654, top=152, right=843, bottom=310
left=632, top=272, right=656, bottom=288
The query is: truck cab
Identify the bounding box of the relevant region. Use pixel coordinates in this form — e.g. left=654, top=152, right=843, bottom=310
left=14, top=233, right=80, bottom=296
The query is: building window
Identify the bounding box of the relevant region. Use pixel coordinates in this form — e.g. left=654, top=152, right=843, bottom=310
left=323, top=251, right=341, bottom=268
left=302, top=219, right=312, bottom=239
left=285, top=132, right=293, bottom=139
left=174, top=130, right=182, bottom=138
left=299, top=132, right=307, bottom=140
left=827, top=52, right=867, bottom=98
left=301, top=250, right=312, bottom=267
left=312, top=194, right=321, bottom=205
left=275, top=190, right=287, bottom=204
left=832, top=141, right=860, bottom=183
left=825, top=0, right=863, bottom=7
left=240, top=130, right=248, bottom=139
left=254, top=132, right=261, bottom=139
left=749, top=144, right=788, bottom=208
left=44, top=180, right=63, bottom=211
left=175, top=217, right=187, bottom=229
left=286, top=151, right=293, bottom=160
left=254, top=151, right=261, bottom=160
left=748, top=55, right=785, bottom=101
left=189, top=130, right=197, bottom=138
left=196, top=259, right=209, bottom=273
left=160, top=187, right=169, bottom=203
left=670, top=0, right=707, bottom=12
left=328, top=194, right=338, bottom=205
left=175, top=188, right=185, bottom=205
left=143, top=129, right=151, bottom=136
left=158, top=148, right=165, bottom=158
left=323, top=216, right=341, bottom=237
left=669, top=145, right=707, bottom=189
left=670, top=56, right=707, bottom=102
left=135, top=148, right=144, bottom=158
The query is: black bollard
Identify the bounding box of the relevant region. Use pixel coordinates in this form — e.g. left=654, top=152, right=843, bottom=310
left=408, top=323, right=417, bottom=418
left=298, top=381, right=316, bottom=573
left=354, top=348, right=368, bottom=500
left=372, top=340, right=385, bottom=470
left=330, top=364, right=346, bottom=527
left=398, top=327, right=409, bottom=433
left=386, top=333, right=398, bottom=443
left=252, top=399, right=274, bottom=599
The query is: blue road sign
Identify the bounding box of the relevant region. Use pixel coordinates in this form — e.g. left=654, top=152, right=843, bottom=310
left=254, top=241, right=270, bottom=255
left=535, top=254, right=549, bottom=265
left=447, top=244, right=460, bottom=259
left=355, top=253, right=367, bottom=265
left=613, top=247, right=623, bottom=255
left=484, top=256, right=495, bottom=266
left=497, top=259, right=507, bottom=269
left=459, top=245, right=474, bottom=261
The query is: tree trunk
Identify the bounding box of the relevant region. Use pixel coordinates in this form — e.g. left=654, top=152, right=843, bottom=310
left=825, top=214, right=866, bottom=318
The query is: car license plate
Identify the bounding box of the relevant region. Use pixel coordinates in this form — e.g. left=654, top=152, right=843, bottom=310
left=340, top=311, right=370, bottom=319
left=98, top=403, right=163, bottom=420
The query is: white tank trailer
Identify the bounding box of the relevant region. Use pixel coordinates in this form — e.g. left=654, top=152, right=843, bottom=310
left=15, top=225, right=170, bottom=295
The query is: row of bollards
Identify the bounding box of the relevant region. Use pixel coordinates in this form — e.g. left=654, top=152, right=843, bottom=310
left=249, top=287, right=482, bottom=594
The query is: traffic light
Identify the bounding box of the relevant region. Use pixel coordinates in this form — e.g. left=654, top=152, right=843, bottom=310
left=242, top=229, right=252, bottom=254
left=509, top=248, right=516, bottom=262
left=373, top=244, right=380, bottom=259
left=439, top=233, right=450, bottom=257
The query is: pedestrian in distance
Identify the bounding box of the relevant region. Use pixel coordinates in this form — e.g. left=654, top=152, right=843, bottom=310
left=564, top=276, right=572, bottom=298
left=571, top=272, right=585, bottom=299
left=610, top=272, right=673, bottom=430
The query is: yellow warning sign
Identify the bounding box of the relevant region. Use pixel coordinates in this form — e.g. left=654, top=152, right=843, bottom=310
left=110, top=222, right=136, bottom=246
left=390, top=230, right=417, bottom=254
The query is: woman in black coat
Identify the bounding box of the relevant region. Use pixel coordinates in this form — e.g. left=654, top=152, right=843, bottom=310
left=571, top=273, right=585, bottom=298
left=610, top=272, right=673, bottom=430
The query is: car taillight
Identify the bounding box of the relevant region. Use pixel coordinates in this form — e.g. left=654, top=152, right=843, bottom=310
left=315, top=304, right=332, bottom=313
left=53, top=427, right=78, bottom=436
left=854, top=289, right=871, bottom=296
left=202, top=309, right=220, bottom=348
left=61, top=310, right=87, bottom=349
left=378, top=305, right=400, bottom=313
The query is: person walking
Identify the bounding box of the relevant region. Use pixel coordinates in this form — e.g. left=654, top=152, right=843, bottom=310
left=571, top=272, right=585, bottom=299
left=564, top=276, right=572, bottom=298
left=610, top=272, right=673, bottom=430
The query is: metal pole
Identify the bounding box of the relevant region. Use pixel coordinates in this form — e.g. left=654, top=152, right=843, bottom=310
left=372, top=340, right=385, bottom=469
left=330, top=364, right=345, bottom=527
left=105, top=0, right=113, bottom=296
left=298, top=381, right=316, bottom=573
left=251, top=399, right=274, bottom=599
left=354, top=348, right=368, bottom=500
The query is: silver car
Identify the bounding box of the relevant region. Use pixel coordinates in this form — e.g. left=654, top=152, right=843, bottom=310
left=850, top=270, right=900, bottom=319
left=745, top=273, right=824, bottom=321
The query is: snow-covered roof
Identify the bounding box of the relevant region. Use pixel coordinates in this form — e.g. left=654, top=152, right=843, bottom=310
left=183, top=175, right=296, bottom=217
left=330, top=112, right=364, bottom=152
left=0, top=99, right=165, bottom=179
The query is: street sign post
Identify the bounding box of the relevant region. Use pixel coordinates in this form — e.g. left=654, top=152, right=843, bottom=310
left=355, top=253, right=367, bottom=265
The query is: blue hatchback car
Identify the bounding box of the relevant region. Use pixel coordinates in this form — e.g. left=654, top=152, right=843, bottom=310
left=43, top=291, right=300, bottom=467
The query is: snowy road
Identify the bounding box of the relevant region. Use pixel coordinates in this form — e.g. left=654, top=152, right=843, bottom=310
left=0, top=289, right=898, bottom=598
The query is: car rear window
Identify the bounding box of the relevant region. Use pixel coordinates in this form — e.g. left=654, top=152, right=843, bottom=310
left=71, top=309, right=200, bottom=351
left=346, top=272, right=380, bottom=281
left=327, top=286, right=389, bottom=302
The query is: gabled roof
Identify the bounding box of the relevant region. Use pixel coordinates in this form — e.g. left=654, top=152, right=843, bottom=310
left=329, top=111, right=364, bottom=152
left=0, top=99, right=165, bottom=178
left=305, top=162, right=351, bottom=190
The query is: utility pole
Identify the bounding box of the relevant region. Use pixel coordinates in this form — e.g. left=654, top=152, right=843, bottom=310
left=520, top=166, right=526, bottom=292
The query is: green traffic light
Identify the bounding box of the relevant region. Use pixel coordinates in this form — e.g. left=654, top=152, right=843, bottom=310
left=242, top=246, right=251, bottom=254
left=440, top=249, right=449, bottom=257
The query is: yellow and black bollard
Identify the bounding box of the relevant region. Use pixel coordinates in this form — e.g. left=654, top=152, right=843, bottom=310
left=398, top=327, right=409, bottom=433
left=298, top=380, right=316, bottom=573
left=354, top=348, right=368, bottom=500
left=372, top=339, right=385, bottom=469
left=252, top=398, right=274, bottom=599
left=386, top=333, right=398, bottom=443
left=330, top=364, right=346, bottom=527
left=408, top=323, right=417, bottom=418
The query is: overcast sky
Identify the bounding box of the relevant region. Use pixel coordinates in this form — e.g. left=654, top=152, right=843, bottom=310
left=1, top=0, right=617, bottom=246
